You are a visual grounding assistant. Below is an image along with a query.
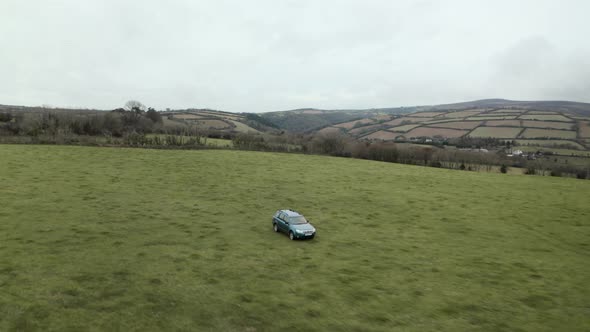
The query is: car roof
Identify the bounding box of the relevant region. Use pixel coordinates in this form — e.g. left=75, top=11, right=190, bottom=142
left=280, top=209, right=302, bottom=217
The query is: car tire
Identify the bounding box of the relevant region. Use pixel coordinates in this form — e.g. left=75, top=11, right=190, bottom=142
left=273, top=223, right=278, bottom=233
left=289, top=231, right=295, bottom=240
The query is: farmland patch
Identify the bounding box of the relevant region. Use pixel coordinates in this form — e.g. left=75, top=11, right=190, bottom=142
left=388, top=124, right=421, bottom=132
left=363, top=130, right=398, bottom=140
left=317, top=126, right=343, bottom=135
left=490, top=109, right=526, bottom=114
left=468, top=127, right=522, bottom=138
left=519, top=114, right=572, bottom=122
left=521, top=121, right=574, bottom=130
left=195, top=119, right=232, bottom=129
left=334, top=118, right=375, bottom=129
left=228, top=120, right=260, bottom=133
left=485, top=120, right=521, bottom=127
left=410, top=111, right=446, bottom=117
left=428, top=121, right=482, bottom=130
left=518, top=146, right=590, bottom=157
left=467, top=116, right=517, bottom=120
left=519, top=128, right=577, bottom=139
left=579, top=122, right=590, bottom=138
left=384, top=117, right=433, bottom=126
left=437, top=110, right=483, bottom=118
left=348, top=124, right=384, bottom=136
left=406, top=127, right=468, bottom=138
left=515, top=139, right=585, bottom=150
left=172, top=113, right=204, bottom=120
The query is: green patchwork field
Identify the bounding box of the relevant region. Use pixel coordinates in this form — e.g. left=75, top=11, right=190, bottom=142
left=468, top=127, right=522, bottom=138
left=519, top=114, right=572, bottom=122
left=519, top=129, right=577, bottom=139
left=515, top=139, right=585, bottom=150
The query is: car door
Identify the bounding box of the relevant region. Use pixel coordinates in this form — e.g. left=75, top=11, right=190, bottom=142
left=277, top=213, right=289, bottom=232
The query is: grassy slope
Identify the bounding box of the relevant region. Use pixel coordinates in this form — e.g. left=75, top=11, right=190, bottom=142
left=0, top=145, right=589, bottom=331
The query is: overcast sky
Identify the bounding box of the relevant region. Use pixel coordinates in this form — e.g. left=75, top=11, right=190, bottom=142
left=1, top=1, right=589, bottom=112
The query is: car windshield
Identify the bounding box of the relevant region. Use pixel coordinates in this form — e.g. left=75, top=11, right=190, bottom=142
left=289, top=216, right=308, bottom=225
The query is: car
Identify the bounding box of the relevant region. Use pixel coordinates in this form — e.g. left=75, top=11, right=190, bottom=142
left=272, top=209, right=316, bottom=240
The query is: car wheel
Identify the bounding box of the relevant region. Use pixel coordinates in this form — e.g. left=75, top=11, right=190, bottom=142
left=289, top=231, right=295, bottom=240
left=273, top=223, right=278, bottom=232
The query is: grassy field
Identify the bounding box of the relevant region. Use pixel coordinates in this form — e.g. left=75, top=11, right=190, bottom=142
left=515, top=139, right=585, bottom=150
left=1, top=145, right=590, bottom=331
left=519, top=128, right=577, bottom=139
left=519, top=114, right=572, bottom=122
left=388, top=124, right=421, bottom=132
left=406, top=127, right=468, bottom=138
left=468, top=127, right=522, bottom=138
left=518, top=145, right=590, bottom=157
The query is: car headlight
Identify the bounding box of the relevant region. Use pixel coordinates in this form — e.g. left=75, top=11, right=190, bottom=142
left=295, top=229, right=304, bottom=234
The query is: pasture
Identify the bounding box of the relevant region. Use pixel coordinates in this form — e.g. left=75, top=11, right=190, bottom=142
left=1, top=145, right=589, bottom=331
left=468, top=126, right=522, bottom=138
left=405, top=127, right=468, bottom=138
left=519, top=114, right=572, bottom=122
left=388, top=124, right=421, bottom=132
left=519, top=128, right=577, bottom=139
left=428, top=121, right=482, bottom=130
left=515, top=139, right=585, bottom=150
left=364, top=130, right=398, bottom=140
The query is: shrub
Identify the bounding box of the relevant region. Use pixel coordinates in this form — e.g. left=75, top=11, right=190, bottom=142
left=500, top=165, right=507, bottom=174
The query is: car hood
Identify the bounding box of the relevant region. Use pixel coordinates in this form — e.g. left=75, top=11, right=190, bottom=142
left=292, top=223, right=315, bottom=231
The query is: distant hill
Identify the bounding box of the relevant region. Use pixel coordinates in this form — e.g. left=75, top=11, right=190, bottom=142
left=0, top=104, right=269, bottom=136
left=259, top=99, right=590, bottom=132
left=311, top=103, right=590, bottom=154
left=424, top=99, right=590, bottom=115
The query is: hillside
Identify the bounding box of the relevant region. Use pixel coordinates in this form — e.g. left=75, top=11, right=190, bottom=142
left=161, top=109, right=262, bottom=134
left=315, top=102, right=590, bottom=153
left=0, top=105, right=268, bottom=136
left=259, top=99, right=590, bottom=133
left=1, top=145, right=589, bottom=331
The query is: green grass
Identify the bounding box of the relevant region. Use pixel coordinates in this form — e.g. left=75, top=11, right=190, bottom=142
left=519, top=114, right=572, bottom=122
left=1, top=145, right=589, bottom=331
left=519, top=128, right=577, bottom=139
left=518, top=145, right=590, bottom=157
left=468, top=126, right=522, bottom=138
left=515, top=139, right=585, bottom=150
left=206, top=138, right=233, bottom=147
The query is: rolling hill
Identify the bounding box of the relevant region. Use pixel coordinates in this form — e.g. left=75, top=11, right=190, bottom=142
left=259, top=99, right=590, bottom=133
left=299, top=100, right=590, bottom=152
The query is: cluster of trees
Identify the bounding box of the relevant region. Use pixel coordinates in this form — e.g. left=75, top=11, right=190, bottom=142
left=0, top=101, right=170, bottom=138
left=304, top=132, right=589, bottom=179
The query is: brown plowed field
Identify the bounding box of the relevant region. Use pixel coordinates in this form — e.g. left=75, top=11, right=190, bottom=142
left=579, top=122, right=590, bottom=138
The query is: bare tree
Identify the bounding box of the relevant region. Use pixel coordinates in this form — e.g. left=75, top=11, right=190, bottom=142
left=124, top=100, right=146, bottom=112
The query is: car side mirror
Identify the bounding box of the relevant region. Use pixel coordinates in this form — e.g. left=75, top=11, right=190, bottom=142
left=284, top=222, right=289, bottom=225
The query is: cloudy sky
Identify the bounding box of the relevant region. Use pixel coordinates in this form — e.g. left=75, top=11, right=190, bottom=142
left=1, top=1, right=589, bottom=112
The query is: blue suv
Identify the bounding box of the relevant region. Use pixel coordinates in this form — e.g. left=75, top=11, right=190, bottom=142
left=272, top=209, right=316, bottom=240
